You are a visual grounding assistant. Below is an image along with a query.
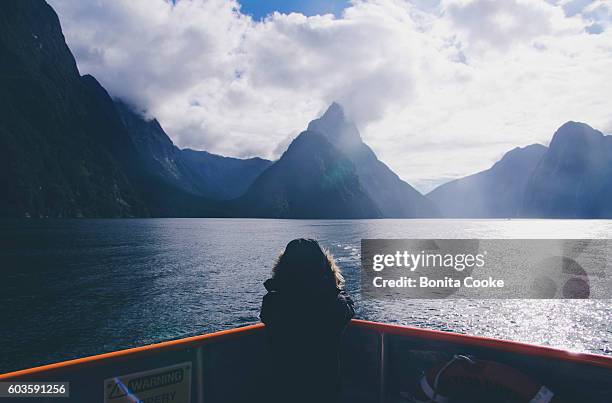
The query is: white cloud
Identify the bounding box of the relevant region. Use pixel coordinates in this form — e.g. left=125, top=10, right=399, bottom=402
left=444, top=0, right=575, bottom=49
left=49, top=0, right=612, bottom=192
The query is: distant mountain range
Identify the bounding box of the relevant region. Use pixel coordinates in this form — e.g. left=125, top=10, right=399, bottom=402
left=236, top=103, right=438, bottom=218
left=0, top=1, right=267, bottom=218
left=235, top=130, right=381, bottom=218
left=523, top=121, right=612, bottom=218
left=428, top=122, right=612, bottom=218
left=115, top=100, right=271, bottom=202
left=306, top=103, right=437, bottom=218
left=427, top=144, right=548, bottom=218
left=1, top=1, right=611, bottom=219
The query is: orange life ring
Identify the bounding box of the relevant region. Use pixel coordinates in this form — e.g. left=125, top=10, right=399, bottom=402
left=412, top=355, right=560, bottom=403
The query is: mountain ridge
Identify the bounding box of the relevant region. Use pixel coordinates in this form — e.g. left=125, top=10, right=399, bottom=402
left=115, top=99, right=272, bottom=201
left=0, top=0, right=264, bottom=217
left=522, top=121, right=612, bottom=218
left=0, top=1, right=147, bottom=217
left=307, top=103, right=439, bottom=218
left=3, top=1, right=611, bottom=219
left=428, top=120, right=612, bottom=218
left=234, top=130, right=381, bottom=218
left=427, top=143, right=547, bottom=218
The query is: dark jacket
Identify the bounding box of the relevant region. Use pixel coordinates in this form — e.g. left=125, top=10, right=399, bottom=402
left=260, top=278, right=355, bottom=403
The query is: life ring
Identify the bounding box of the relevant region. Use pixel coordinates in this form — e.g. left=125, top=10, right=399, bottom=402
left=412, top=355, right=560, bottom=403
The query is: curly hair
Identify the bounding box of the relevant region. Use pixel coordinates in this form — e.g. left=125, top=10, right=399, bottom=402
left=271, top=238, right=344, bottom=289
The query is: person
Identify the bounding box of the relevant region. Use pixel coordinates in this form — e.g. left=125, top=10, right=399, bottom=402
left=260, top=238, right=355, bottom=403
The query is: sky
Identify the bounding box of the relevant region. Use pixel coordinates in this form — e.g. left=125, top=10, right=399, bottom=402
left=238, top=0, right=349, bottom=20
left=48, top=0, right=612, bottom=193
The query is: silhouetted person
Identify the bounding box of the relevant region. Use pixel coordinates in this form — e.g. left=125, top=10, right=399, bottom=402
left=260, top=238, right=354, bottom=403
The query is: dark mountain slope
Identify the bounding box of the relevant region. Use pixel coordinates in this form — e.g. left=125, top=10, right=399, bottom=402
left=308, top=103, right=438, bottom=217
left=235, top=131, right=381, bottom=218
left=115, top=100, right=271, bottom=201
left=79, top=77, right=225, bottom=217
left=522, top=122, right=612, bottom=218
left=180, top=149, right=271, bottom=200
left=0, top=0, right=240, bottom=217
left=114, top=100, right=198, bottom=195
left=427, top=144, right=547, bottom=217
left=0, top=0, right=146, bottom=217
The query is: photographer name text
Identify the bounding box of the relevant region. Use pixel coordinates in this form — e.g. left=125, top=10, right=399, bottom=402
left=370, top=250, right=504, bottom=289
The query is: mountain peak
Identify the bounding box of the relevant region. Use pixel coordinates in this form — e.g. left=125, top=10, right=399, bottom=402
left=524, top=121, right=612, bottom=218
left=554, top=121, right=601, bottom=138
left=550, top=121, right=604, bottom=150
left=322, top=101, right=345, bottom=120
left=499, top=143, right=547, bottom=162
left=236, top=129, right=381, bottom=218
left=557, top=120, right=594, bottom=132
left=307, top=102, right=361, bottom=146
left=491, top=143, right=547, bottom=174
left=309, top=102, right=348, bottom=130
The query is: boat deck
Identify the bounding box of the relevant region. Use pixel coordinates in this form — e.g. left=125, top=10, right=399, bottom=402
left=1, top=320, right=611, bottom=402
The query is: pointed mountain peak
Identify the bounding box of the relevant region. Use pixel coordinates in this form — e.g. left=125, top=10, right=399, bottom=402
left=322, top=101, right=346, bottom=120
left=307, top=102, right=361, bottom=145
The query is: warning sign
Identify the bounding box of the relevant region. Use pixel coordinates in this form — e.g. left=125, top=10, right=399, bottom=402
left=104, top=362, right=192, bottom=403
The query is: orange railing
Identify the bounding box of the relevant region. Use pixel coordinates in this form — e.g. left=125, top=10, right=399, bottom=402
left=2, top=319, right=611, bottom=380
left=0, top=323, right=264, bottom=380
left=351, top=319, right=612, bottom=370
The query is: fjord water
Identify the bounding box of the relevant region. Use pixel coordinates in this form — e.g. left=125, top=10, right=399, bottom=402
left=1, top=219, right=611, bottom=372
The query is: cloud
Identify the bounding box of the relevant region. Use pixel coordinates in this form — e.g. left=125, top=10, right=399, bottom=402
left=581, top=1, right=612, bottom=31
left=243, top=3, right=419, bottom=123
left=445, top=0, right=575, bottom=49
left=48, top=0, right=612, bottom=193
left=554, top=0, right=612, bottom=32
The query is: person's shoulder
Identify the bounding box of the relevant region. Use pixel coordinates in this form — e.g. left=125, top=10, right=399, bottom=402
left=336, top=289, right=353, bottom=304
left=262, top=290, right=283, bottom=306
left=333, top=289, right=355, bottom=319
left=261, top=291, right=280, bottom=324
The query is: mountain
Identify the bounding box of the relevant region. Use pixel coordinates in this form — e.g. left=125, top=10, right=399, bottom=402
left=77, top=73, right=234, bottom=217
left=427, top=144, right=547, bottom=217
left=235, top=131, right=381, bottom=218
left=0, top=0, right=228, bottom=217
left=522, top=121, right=612, bottom=218
left=7, top=2, right=610, bottom=219
left=180, top=149, right=271, bottom=200
left=307, top=103, right=438, bottom=217
left=235, top=103, right=439, bottom=219
left=0, top=0, right=266, bottom=217
left=428, top=121, right=612, bottom=219
left=0, top=1, right=147, bottom=217
left=116, top=100, right=271, bottom=201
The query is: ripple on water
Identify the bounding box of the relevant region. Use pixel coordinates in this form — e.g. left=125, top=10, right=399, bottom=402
left=0, top=218, right=610, bottom=373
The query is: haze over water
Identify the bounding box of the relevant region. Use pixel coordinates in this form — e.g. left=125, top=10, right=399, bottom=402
left=1, top=218, right=611, bottom=372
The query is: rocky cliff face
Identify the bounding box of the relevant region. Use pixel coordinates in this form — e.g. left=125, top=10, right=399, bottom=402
left=428, top=144, right=547, bottom=217
left=180, top=149, right=271, bottom=200
left=0, top=0, right=266, bottom=217
left=116, top=100, right=271, bottom=201
left=522, top=122, right=612, bottom=218
left=5, top=2, right=610, bottom=219
left=0, top=1, right=147, bottom=217
left=235, top=131, right=381, bottom=218
left=235, top=103, right=440, bottom=219
left=307, top=103, right=438, bottom=217
left=429, top=121, right=612, bottom=219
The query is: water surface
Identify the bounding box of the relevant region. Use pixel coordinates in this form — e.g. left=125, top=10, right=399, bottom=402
left=1, top=218, right=610, bottom=372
